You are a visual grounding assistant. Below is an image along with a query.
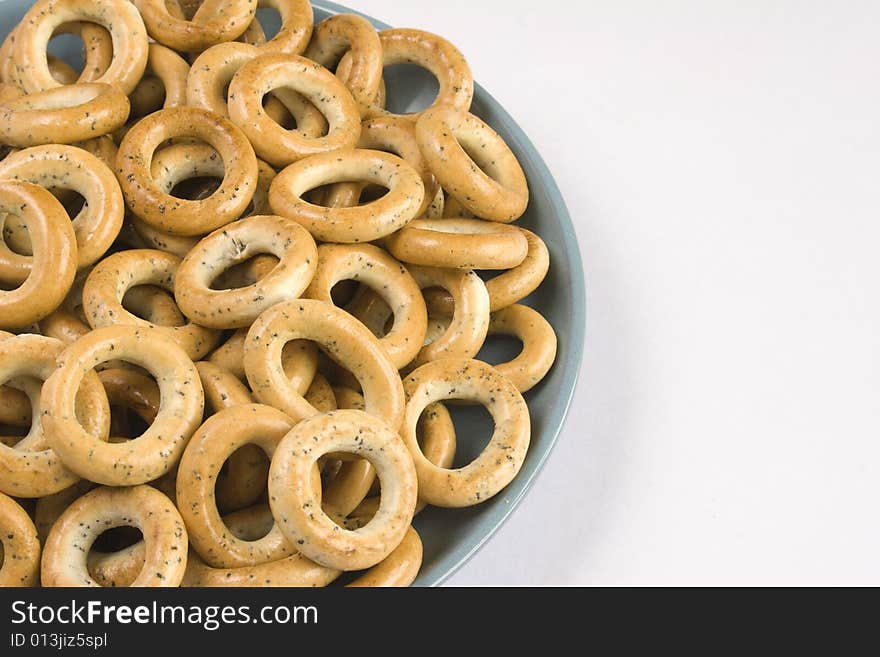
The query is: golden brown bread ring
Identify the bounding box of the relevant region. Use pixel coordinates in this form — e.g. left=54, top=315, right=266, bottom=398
left=116, top=106, right=258, bottom=236
left=41, top=485, right=188, bottom=587
left=0, top=181, right=77, bottom=329
left=269, top=149, right=425, bottom=243
left=227, top=52, right=360, bottom=167
left=133, top=0, right=256, bottom=52
left=416, top=106, right=528, bottom=222
left=138, top=42, right=190, bottom=109
left=408, top=265, right=489, bottom=367
left=12, top=0, right=148, bottom=94
left=181, top=549, right=338, bottom=587
left=186, top=41, right=327, bottom=138
left=174, top=215, right=318, bottom=329
left=341, top=28, right=473, bottom=122
left=0, top=335, right=110, bottom=498
left=195, top=361, right=267, bottom=513
left=0, top=22, right=112, bottom=87
left=208, top=328, right=318, bottom=394
left=177, top=403, right=302, bottom=568
left=0, top=83, right=129, bottom=147
left=304, top=13, right=382, bottom=112
left=0, top=491, right=40, bottom=586
left=252, top=0, right=313, bottom=55
left=401, top=358, right=530, bottom=507
left=487, top=304, right=557, bottom=393
left=269, top=409, right=418, bottom=571
left=385, top=218, right=529, bottom=270
left=42, top=326, right=205, bottom=486
left=426, top=227, right=550, bottom=314
left=0, top=144, right=124, bottom=270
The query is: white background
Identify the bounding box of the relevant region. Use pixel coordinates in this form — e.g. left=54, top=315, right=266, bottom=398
left=355, top=0, right=880, bottom=585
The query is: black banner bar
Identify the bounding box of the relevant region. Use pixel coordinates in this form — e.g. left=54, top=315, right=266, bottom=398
left=0, top=588, right=871, bottom=650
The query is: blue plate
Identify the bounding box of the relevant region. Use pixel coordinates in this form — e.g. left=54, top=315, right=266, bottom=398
left=0, top=0, right=586, bottom=586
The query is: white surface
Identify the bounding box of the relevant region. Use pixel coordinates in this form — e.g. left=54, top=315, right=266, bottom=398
left=355, top=0, right=880, bottom=585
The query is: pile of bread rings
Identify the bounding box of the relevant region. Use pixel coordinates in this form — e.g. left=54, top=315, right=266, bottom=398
left=0, top=0, right=557, bottom=587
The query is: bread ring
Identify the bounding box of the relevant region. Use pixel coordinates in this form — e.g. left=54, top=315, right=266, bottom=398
left=417, top=106, right=528, bottom=222
left=13, top=0, right=148, bottom=95
left=244, top=299, right=405, bottom=429
left=0, top=181, right=77, bottom=329
left=269, top=409, right=417, bottom=570
left=227, top=53, right=360, bottom=167
left=492, top=227, right=552, bottom=308
left=0, top=491, right=39, bottom=586
left=133, top=0, right=256, bottom=52
left=408, top=265, right=489, bottom=366
left=427, top=227, right=550, bottom=314
left=1, top=22, right=112, bottom=86
left=305, top=243, right=427, bottom=369
left=0, top=144, right=124, bottom=269
left=82, top=249, right=221, bottom=359
left=42, top=325, right=205, bottom=486
left=251, top=0, right=313, bottom=55
left=131, top=148, right=273, bottom=254
left=0, top=335, right=110, bottom=498
left=487, top=304, right=557, bottom=393
left=87, top=501, right=285, bottom=586
left=174, top=215, right=318, bottom=329
left=116, top=106, right=258, bottom=236
left=346, top=525, right=421, bottom=587
left=402, top=358, right=530, bottom=507
left=41, top=484, right=187, bottom=587
left=353, top=28, right=472, bottom=121
left=208, top=328, right=318, bottom=393
left=0, top=82, right=129, bottom=147
left=177, top=404, right=303, bottom=567
left=304, top=13, right=382, bottom=112
left=186, top=41, right=327, bottom=138
left=386, top=218, right=529, bottom=270
left=269, top=149, right=425, bottom=243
